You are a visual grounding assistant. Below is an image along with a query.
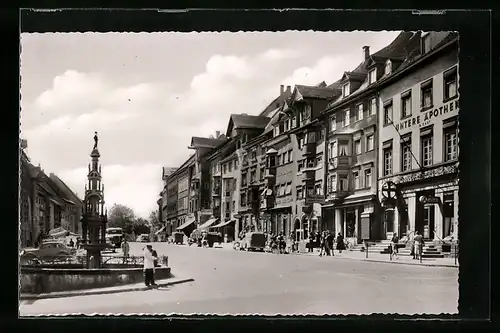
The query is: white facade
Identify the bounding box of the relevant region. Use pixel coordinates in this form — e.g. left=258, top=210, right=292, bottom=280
left=377, top=49, right=459, bottom=241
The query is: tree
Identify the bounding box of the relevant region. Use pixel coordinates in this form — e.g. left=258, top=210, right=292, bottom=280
left=133, top=217, right=150, bottom=235
left=108, top=204, right=136, bottom=235
left=148, top=210, right=161, bottom=228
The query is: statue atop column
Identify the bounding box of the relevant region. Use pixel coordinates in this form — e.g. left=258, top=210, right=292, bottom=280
left=93, top=131, right=98, bottom=150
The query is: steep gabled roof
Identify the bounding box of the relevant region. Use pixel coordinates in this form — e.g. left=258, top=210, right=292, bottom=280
left=295, top=85, right=339, bottom=100
left=162, top=167, right=178, bottom=179
left=49, top=173, right=83, bottom=203
left=225, top=113, right=271, bottom=137
left=189, top=136, right=226, bottom=149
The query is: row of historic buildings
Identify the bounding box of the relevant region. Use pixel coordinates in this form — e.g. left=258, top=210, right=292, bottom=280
left=20, top=141, right=83, bottom=247
left=158, top=31, right=459, bottom=246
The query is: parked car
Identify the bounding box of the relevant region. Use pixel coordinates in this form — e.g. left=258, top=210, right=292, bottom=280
left=20, top=241, right=75, bottom=262
left=172, top=232, right=184, bottom=245
left=136, top=234, right=150, bottom=242
left=240, top=232, right=266, bottom=252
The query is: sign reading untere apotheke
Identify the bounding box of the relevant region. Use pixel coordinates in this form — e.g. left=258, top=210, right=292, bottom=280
left=393, top=98, right=459, bottom=132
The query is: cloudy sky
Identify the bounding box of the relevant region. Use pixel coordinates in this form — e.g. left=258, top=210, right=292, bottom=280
left=20, top=31, right=400, bottom=218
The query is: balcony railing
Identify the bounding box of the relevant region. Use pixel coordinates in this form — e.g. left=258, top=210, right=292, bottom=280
left=301, top=168, right=316, bottom=182
left=302, top=142, right=316, bottom=157
left=264, top=168, right=276, bottom=179
left=327, top=190, right=350, bottom=202
left=328, top=155, right=352, bottom=170
left=212, top=187, right=221, bottom=196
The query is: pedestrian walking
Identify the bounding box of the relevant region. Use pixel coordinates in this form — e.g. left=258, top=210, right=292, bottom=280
left=308, top=233, right=314, bottom=253
left=326, top=231, right=334, bottom=256
left=68, top=238, right=75, bottom=248
left=121, top=238, right=130, bottom=264
left=143, top=244, right=158, bottom=288
left=336, top=233, right=346, bottom=254
left=319, top=231, right=326, bottom=257
left=413, top=231, right=423, bottom=260
left=391, top=233, right=399, bottom=259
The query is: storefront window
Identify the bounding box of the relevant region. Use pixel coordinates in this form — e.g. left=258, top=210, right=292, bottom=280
left=346, top=209, right=356, bottom=237
left=443, top=191, right=454, bottom=237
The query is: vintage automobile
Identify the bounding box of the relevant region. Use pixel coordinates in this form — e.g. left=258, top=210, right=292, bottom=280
left=136, top=234, right=150, bottom=242
left=172, top=232, right=184, bottom=245
left=20, top=240, right=75, bottom=263
left=240, top=232, right=266, bottom=252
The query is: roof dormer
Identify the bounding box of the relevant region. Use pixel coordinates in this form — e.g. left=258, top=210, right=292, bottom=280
left=421, top=31, right=431, bottom=54
left=384, top=59, right=392, bottom=75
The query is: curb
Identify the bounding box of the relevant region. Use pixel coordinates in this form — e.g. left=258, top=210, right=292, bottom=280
left=291, top=252, right=458, bottom=268
left=20, top=277, right=195, bottom=301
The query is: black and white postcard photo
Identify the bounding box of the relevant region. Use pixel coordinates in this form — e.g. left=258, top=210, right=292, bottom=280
left=19, top=22, right=461, bottom=316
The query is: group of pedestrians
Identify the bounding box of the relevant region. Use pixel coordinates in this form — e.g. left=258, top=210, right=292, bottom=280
left=317, top=231, right=346, bottom=257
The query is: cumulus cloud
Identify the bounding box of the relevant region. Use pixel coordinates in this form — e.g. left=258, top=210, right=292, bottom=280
left=20, top=32, right=399, bottom=218
left=258, top=48, right=301, bottom=61
left=281, top=55, right=361, bottom=87
left=21, top=48, right=300, bottom=217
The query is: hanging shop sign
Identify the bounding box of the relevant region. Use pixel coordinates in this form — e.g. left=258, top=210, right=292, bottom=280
left=419, top=195, right=441, bottom=204
left=381, top=181, right=398, bottom=199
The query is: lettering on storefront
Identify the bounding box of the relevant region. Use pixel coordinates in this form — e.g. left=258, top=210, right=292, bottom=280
left=276, top=196, right=293, bottom=206
left=394, top=99, right=459, bottom=132
left=419, top=195, right=441, bottom=204
left=383, top=164, right=458, bottom=185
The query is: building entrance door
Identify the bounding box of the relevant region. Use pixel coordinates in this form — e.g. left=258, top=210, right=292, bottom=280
left=295, top=229, right=304, bottom=241
left=423, top=205, right=435, bottom=240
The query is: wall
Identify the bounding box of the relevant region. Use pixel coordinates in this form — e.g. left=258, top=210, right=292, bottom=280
left=221, top=157, right=239, bottom=221
left=378, top=50, right=459, bottom=179
left=20, top=266, right=172, bottom=294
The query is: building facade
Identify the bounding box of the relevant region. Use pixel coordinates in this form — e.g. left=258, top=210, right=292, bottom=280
left=20, top=146, right=82, bottom=247
left=157, top=32, right=458, bottom=246
left=377, top=31, right=459, bottom=242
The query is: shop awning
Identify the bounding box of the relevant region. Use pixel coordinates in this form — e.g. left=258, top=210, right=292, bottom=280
left=197, top=218, right=219, bottom=230
left=155, top=226, right=166, bottom=235
left=212, top=219, right=236, bottom=228
left=49, top=198, right=62, bottom=206
left=48, top=227, right=69, bottom=238
left=176, top=217, right=196, bottom=231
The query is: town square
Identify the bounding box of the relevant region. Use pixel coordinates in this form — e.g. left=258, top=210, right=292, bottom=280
left=19, top=29, right=459, bottom=316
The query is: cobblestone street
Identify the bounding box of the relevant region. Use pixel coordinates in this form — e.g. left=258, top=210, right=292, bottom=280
left=20, top=242, right=458, bottom=316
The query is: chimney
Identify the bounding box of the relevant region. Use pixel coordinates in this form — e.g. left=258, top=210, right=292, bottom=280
left=363, top=45, right=370, bottom=60
left=215, top=131, right=221, bottom=138
left=280, top=85, right=285, bottom=96
left=286, top=85, right=291, bottom=94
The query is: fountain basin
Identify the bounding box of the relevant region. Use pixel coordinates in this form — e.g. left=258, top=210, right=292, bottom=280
left=20, top=264, right=172, bottom=294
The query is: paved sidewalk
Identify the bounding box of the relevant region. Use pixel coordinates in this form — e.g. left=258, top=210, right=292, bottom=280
left=213, top=241, right=458, bottom=268
left=20, top=277, right=195, bottom=301
left=292, top=249, right=458, bottom=267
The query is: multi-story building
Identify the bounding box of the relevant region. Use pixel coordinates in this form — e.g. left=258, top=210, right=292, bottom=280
left=173, top=155, right=195, bottom=234
left=165, top=172, right=178, bottom=234
left=159, top=166, right=177, bottom=233
left=48, top=173, right=82, bottom=234
left=20, top=144, right=82, bottom=247
left=377, top=31, right=459, bottom=242
left=320, top=31, right=419, bottom=245
left=187, top=134, right=226, bottom=230
left=286, top=83, right=338, bottom=241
